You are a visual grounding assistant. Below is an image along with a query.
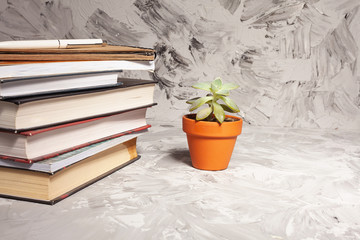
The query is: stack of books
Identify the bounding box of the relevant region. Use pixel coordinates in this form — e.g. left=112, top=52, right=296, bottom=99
left=0, top=39, right=156, bottom=204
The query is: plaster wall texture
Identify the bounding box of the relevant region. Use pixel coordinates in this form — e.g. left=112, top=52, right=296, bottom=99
left=0, top=0, right=359, bottom=129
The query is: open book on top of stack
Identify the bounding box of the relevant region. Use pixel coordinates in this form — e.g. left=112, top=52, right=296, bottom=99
left=0, top=39, right=156, bottom=204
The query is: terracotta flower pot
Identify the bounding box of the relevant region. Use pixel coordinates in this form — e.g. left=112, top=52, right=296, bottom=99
left=182, top=114, right=243, bottom=171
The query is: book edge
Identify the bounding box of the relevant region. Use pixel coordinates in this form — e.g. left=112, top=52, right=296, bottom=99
left=0, top=102, right=156, bottom=133
left=0, top=155, right=141, bottom=205
left=0, top=124, right=151, bottom=163
left=2, top=79, right=157, bottom=105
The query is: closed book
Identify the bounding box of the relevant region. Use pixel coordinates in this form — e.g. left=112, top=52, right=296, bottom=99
left=0, top=137, right=140, bottom=205
left=0, top=127, right=148, bottom=173
left=0, top=78, right=156, bottom=131
left=0, top=106, right=152, bottom=162
left=0, top=44, right=155, bottom=61
left=0, top=60, right=154, bottom=79
left=0, top=71, right=121, bottom=99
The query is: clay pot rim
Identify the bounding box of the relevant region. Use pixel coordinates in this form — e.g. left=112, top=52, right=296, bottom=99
left=183, top=114, right=243, bottom=137
left=183, top=113, right=242, bottom=125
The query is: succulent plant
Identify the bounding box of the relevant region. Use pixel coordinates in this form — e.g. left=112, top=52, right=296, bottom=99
left=186, top=77, right=240, bottom=123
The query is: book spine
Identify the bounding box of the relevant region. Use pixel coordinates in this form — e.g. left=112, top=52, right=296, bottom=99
left=0, top=125, right=151, bottom=163
left=0, top=155, right=141, bottom=205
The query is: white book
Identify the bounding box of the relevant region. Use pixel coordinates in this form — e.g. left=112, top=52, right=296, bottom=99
left=0, top=130, right=147, bottom=173
left=0, top=107, right=150, bottom=160
left=0, top=79, right=155, bottom=131
left=0, top=60, right=154, bottom=79
left=0, top=71, right=120, bottom=99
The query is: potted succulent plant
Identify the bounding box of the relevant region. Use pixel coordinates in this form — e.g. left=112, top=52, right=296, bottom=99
left=183, top=77, right=243, bottom=171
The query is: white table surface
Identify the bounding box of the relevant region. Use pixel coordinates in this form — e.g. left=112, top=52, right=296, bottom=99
left=1, top=122, right=359, bottom=240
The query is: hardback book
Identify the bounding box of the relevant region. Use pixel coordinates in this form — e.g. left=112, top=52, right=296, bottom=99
left=0, top=60, right=154, bottom=79
left=0, top=44, right=155, bottom=61
left=0, top=71, right=121, bottom=99
left=0, top=127, right=148, bottom=173
left=0, top=78, right=156, bottom=131
left=0, top=106, right=152, bottom=162
left=0, top=137, right=140, bottom=205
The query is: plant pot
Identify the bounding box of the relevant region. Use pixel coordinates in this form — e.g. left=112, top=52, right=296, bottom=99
left=182, top=114, right=243, bottom=171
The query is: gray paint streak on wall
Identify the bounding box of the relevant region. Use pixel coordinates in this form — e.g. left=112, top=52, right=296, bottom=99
left=0, top=0, right=74, bottom=39
left=218, top=0, right=241, bottom=15
left=85, top=9, right=144, bottom=46
left=0, top=0, right=359, bottom=129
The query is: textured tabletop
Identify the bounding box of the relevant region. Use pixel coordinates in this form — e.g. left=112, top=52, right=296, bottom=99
left=0, top=123, right=359, bottom=240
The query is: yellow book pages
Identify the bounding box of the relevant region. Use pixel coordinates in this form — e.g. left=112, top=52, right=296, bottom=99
left=0, top=138, right=138, bottom=203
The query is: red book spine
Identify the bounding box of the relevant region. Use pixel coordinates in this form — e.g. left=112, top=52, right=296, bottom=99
left=0, top=124, right=151, bottom=163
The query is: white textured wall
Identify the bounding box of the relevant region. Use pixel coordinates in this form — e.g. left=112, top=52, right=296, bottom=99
left=0, top=0, right=359, bottom=129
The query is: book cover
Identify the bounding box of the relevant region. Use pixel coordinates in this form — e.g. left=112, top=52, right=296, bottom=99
left=0, top=71, right=122, bottom=99
left=0, top=44, right=155, bottom=62
left=0, top=79, right=156, bottom=131
left=0, top=136, right=141, bottom=205
left=14, top=105, right=154, bottom=136
left=0, top=60, right=154, bottom=79
left=0, top=44, right=155, bottom=54
left=0, top=53, right=155, bottom=61
left=0, top=106, right=152, bottom=162
left=3, top=78, right=156, bottom=105
left=0, top=155, right=140, bottom=205
left=0, top=125, right=149, bottom=166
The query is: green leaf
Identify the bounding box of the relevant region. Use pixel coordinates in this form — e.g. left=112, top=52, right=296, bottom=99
left=221, top=83, right=239, bottom=91
left=215, top=89, right=230, bottom=96
left=192, top=82, right=211, bottom=91
left=219, top=96, right=240, bottom=112
left=211, top=77, right=222, bottom=93
left=220, top=104, right=237, bottom=113
left=189, top=96, right=213, bottom=111
left=196, top=106, right=213, bottom=120
left=186, top=97, right=200, bottom=104
left=213, top=102, right=225, bottom=123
